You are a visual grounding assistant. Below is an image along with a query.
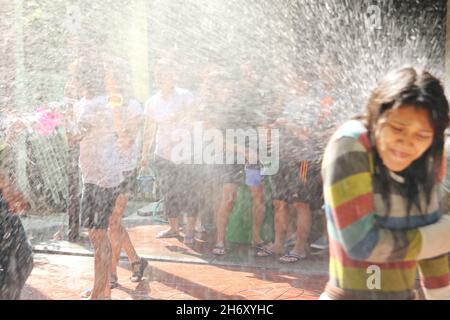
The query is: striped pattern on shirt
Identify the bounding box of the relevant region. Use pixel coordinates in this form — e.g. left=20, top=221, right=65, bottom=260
left=322, top=120, right=449, bottom=300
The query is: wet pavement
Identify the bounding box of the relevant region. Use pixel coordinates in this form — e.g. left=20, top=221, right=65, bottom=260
left=21, top=253, right=327, bottom=300
left=20, top=202, right=330, bottom=300
left=19, top=202, right=430, bottom=300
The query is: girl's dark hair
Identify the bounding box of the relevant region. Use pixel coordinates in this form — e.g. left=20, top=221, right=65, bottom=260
left=366, top=67, right=449, bottom=217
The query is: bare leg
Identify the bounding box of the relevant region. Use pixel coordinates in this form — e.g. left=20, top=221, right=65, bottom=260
left=167, top=217, right=179, bottom=233
left=108, top=193, right=128, bottom=277
left=88, top=229, right=111, bottom=300
left=291, top=202, right=312, bottom=256
left=265, top=200, right=288, bottom=254
left=109, top=193, right=142, bottom=275
left=215, top=183, right=237, bottom=247
left=185, top=216, right=196, bottom=238
left=121, top=229, right=140, bottom=263
left=250, top=184, right=265, bottom=246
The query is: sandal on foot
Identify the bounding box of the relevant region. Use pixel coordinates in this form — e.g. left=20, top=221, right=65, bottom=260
left=80, top=291, right=111, bottom=300
left=110, top=274, right=119, bottom=289
left=252, top=242, right=266, bottom=251
left=256, top=246, right=274, bottom=257
left=279, top=252, right=307, bottom=263
left=80, top=274, right=119, bottom=298
left=156, top=229, right=179, bottom=238
left=212, top=244, right=225, bottom=255
left=80, top=288, right=92, bottom=299
left=130, top=258, right=148, bottom=282
left=256, top=245, right=283, bottom=257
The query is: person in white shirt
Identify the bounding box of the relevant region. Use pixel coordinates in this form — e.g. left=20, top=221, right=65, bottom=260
left=103, top=59, right=148, bottom=288
left=75, top=57, right=122, bottom=300
left=141, top=58, right=197, bottom=244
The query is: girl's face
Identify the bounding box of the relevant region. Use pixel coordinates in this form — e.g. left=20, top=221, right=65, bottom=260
left=375, top=105, right=434, bottom=172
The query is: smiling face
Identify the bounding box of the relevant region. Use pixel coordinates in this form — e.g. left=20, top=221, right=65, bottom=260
left=375, top=105, right=434, bottom=172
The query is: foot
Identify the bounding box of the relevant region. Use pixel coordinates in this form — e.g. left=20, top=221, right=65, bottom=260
left=53, top=230, right=64, bottom=241
left=80, top=276, right=118, bottom=299
left=212, top=243, right=225, bottom=255
left=110, top=274, right=119, bottom=289
left=130, top=258, right=148, bottom=282
left=251, top=240, right=265, bottom=250
left=80, top=291, right=111, bottom=300
left=255, top=243, right=284, bottom=257
left=72, top=232, right=90, bottom=244
left=279, top=251, right=308, bottom=263
left=310, top=236, right=329, bottom=250
left=80, top=288, right=91, bottom=299
left=156, top=228, right=179, bottom=239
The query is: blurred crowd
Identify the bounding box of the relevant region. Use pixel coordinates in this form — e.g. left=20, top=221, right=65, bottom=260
left=0, top=54, right=349, bottom=299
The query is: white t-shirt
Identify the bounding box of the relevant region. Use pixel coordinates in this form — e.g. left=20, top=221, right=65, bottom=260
left=145, top=87, right=194, bottom=162
left=75, top=95, right=124, bottom=188
left=117, top=98, right=144, bottom=173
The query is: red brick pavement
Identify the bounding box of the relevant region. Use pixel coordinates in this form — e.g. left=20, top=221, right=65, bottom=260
left=21, top=253, right=328, bottom=300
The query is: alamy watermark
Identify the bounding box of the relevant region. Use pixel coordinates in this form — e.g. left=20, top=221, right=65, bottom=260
left=168, top=122, right=280, bottom=175
left=365, top=3, right=382, bottom=30
left=367, top=265, right=381, bottom=290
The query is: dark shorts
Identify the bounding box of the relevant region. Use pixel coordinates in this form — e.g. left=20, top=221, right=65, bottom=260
left=119, top=170, right=136, bottom=195
left=271, top=160, right=323, bottom=209
left=218, top=164, right=244, bottom=185
left=80, top=183, right=119, bottom=230
left=244, top=165, right=264, bottom=187
left=155, top=157, right=199, bottom=218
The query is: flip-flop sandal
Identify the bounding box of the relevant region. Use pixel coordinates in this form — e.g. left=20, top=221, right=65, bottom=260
left=156, top=229, right=179, bottom=239
left=279, top=252, right=307, bottom=263
left=80, top=290, right=111, bottom=300
left=110, top=274, right=119, bottom=288
left=256, top=246, right=281, bottom=257
left=212, top=245, right=225, bottom=255
left=80, top=288, right=92, bottom=299
left=80, top=275, right=119, bottom=299
left=130, top=259, right=148, bottom=282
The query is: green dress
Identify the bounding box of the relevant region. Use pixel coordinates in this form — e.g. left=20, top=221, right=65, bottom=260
left=226, top=178, right=274, bottom=244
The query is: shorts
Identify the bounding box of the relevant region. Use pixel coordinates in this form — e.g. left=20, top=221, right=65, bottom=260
left=155, top=157, right=198, bottom=218
left=80, top=183, right=119, bottom=230
left=271, top=160, right=323, bottom=209
left=244, top=165, right=263, bottom=187
left=118, top=170, right=135, bottom=195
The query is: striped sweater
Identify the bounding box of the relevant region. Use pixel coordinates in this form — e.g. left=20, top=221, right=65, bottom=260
left=321, top=120, right=450, bottom=300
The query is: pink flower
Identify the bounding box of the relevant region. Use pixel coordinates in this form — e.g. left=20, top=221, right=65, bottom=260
left=34, top=107, right=62, bottom=136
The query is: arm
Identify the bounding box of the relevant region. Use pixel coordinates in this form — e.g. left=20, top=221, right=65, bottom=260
left=418, top=255, right=450, bottom=299
left=323, top=133, right=450, bottom=263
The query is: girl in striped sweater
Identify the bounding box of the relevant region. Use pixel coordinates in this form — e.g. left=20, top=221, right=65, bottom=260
left=321, top=67, right=450, bottom=299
